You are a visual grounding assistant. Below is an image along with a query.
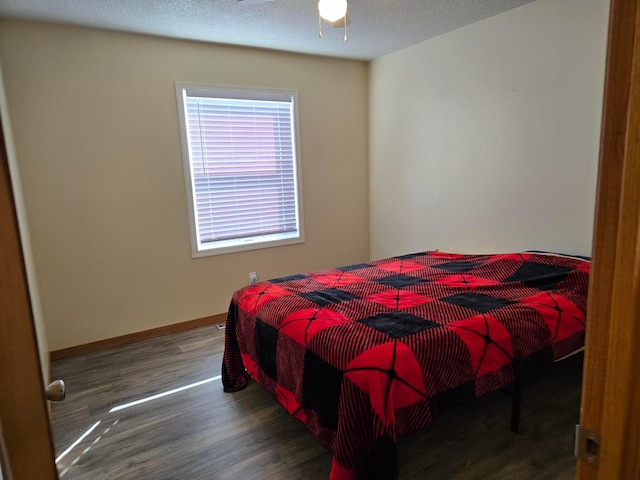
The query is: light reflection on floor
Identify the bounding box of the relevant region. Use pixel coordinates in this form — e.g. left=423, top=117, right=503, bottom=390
left=55, top=375, right=221, bottom=477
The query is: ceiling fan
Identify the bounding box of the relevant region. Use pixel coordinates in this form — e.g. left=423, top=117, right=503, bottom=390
left=237, top=0, right=350, bottom=40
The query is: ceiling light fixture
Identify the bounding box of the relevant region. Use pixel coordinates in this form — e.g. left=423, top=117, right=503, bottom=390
left=318, top=0, right=348, bottom=41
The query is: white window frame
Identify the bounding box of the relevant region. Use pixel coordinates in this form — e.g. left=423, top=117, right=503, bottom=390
left=175, top=82, right=305, bottom=257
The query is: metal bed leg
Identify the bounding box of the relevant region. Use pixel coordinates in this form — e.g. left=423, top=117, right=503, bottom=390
left=510, top=378, right=521, bottom=433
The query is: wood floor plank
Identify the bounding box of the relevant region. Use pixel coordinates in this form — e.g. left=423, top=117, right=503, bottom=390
left=50, top=325, right=581, bottom=479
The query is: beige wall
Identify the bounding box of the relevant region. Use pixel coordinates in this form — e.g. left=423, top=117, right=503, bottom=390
left=0, top=0, right=610, bottom=352
left=0, top=21, right=369, bottom=351
left=369, top=0, right=609, bottom=259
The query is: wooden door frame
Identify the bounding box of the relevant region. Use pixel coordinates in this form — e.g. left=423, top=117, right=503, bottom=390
left=0, top=98, right=58, bottom=478
left=577, top=0, right=640, bottom=478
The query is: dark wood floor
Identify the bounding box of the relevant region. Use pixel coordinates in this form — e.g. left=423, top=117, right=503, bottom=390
left=50, top=325, right=582, bottom=479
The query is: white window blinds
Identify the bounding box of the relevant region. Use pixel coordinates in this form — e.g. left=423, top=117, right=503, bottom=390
left=177, top=85, right=303, bottom=256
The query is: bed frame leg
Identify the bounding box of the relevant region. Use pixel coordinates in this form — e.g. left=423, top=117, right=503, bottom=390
left=510, top=378, right=521, bottom=433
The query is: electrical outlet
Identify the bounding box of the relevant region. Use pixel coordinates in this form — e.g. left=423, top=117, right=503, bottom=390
left=249, top=272, right=258, bottom=284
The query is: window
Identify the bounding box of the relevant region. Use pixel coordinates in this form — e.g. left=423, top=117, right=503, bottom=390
left=176, top=83, right=304, bottom=257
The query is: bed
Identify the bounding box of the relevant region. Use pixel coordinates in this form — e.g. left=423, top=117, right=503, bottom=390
left=222, top=251, right=589, bottom=479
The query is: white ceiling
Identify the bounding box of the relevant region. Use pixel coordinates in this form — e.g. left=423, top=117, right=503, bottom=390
left=0, top=0, right=537, bottom=60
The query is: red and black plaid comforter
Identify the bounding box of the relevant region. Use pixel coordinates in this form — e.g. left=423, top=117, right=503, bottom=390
left=222, top=251, right=590, bottom=479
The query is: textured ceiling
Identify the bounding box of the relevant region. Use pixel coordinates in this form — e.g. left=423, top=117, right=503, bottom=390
left=0, top=0, right=537, bottom=60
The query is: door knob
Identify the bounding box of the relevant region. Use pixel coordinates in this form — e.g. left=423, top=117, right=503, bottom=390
left=46, top=379, right=66, bottom=402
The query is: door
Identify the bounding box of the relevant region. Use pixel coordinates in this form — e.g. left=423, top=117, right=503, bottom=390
left=577, top=0, right=640, bottom=478
left=0, top=112, right=58, bottom=477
